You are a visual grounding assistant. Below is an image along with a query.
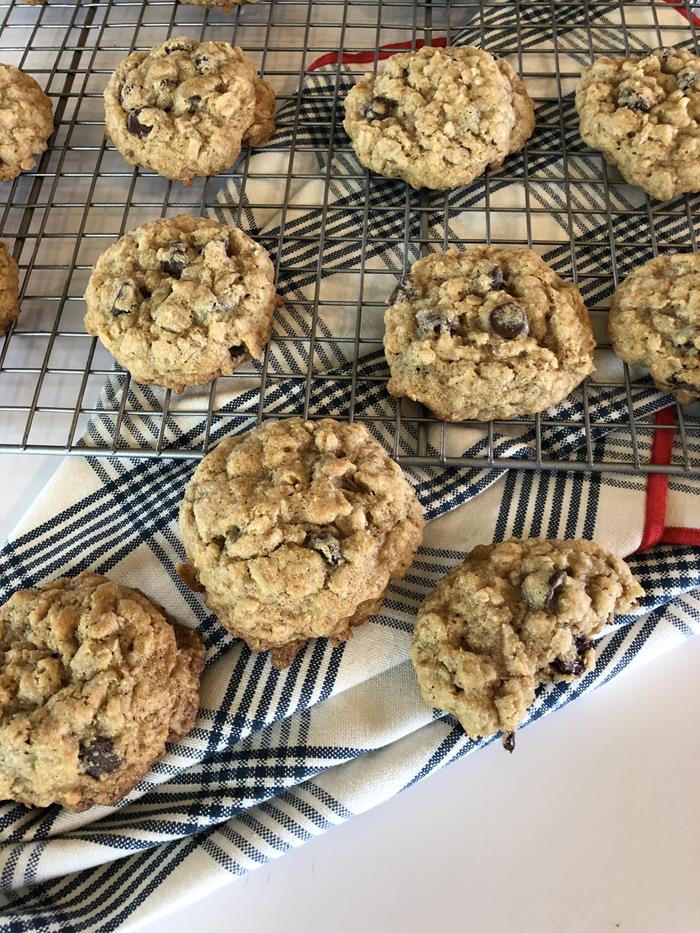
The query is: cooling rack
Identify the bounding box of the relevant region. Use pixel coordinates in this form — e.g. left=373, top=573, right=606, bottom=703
left=0, top=0, right=698, bottom=476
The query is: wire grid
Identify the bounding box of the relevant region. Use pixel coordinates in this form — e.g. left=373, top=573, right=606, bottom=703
left=0, top=0, right=698, bottom=475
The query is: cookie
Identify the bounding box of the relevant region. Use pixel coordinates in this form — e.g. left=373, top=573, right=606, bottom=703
left=343, top=45, right=535, bottom=190
left=104, top=37, right=275, bottom=183
left=0, top=241, right=19, bottom=333
left=0, top=63, right=53, bottom=181
left=84, top=214, right=278, bottom=392
left=608, top=252, right=700, bottom=404
left=576, top=48, right=700, bottom=201
left=383, top=246, right=596, bottom=421
left=0, top=571, right=204, bottom=811
left=178, top=417, right=424, bottom=668
left=411, top=539, right=643, bottom=747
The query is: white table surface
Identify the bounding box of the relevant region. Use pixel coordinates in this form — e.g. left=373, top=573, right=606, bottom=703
left=1, top=456, right=700, bottom=933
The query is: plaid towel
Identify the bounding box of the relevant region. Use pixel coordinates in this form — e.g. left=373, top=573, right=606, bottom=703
left=1, top=1, right=700, bottom=930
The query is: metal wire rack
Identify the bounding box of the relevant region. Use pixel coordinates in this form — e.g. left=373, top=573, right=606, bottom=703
left=0, top=0, right=698, bottom=476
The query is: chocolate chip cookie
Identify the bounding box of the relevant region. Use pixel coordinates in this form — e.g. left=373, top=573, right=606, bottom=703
left=104, top=37, right=275, bottom=183
left=411, top=539, right=643, bottom=747
left=0, top=241, right=19, bottom=333
left=343, top=45, right=535, bottom=190
left=0, top=571, right=204, bottom=811
left=0, top=63, right=53, bottom=181
left=608, top=252, right=700, bottom=404
left=178, top=417, right=424, bottom=668
left=384, top=246, right=596, bottom=421
left=84, top=214, right=278, bottom=392
left=576, top=48, right=700, bottom=201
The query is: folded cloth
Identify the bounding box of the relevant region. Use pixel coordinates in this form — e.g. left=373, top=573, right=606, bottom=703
left=1, top=2, right=699, bottom=931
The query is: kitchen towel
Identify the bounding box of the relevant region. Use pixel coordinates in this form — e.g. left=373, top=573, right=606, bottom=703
left=1, top=1, right=699, bottom=930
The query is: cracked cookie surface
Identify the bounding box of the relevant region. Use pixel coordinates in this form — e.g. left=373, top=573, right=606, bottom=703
left=178, top=417, right=424, bottom=667
left=0, top=571, right=204, bottom=811
left=104, top=36, right=275, bottom=183
left=411, top=538, right=643, bottom=745
left=608, top=252, right=700, bottom=404
left=576, top=48, right=700, bottom=201
left=343, top=45, right=534, bottom=190
left=0, top=242, right=19, bottom=333
left=0, top=63, right=53, bottom=181
left=84, top=213, right=278, bottom=391
left=383, top=246, right=596, bottom=421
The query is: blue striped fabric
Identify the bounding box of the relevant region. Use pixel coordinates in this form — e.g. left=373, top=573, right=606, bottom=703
left=0, top=2, right=699, bottom=930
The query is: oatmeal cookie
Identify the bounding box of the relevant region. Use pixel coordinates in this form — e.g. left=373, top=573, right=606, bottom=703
left=383, top=246, right=596, bottom=421
left=576, top=48, right=700, bottom=201
left=104, top=36, right=275, bottom=183
left=84, top=214, right=278, bottom=392
left=0, top=571, right=204, bottom=811
left=608, top=252, right=700, bottom=404
left=0, top=63, right=53, bottom=181
left=178, top=417, right=424, bottom=667
left=411, top=538, right=643, bottom=746
left=0, top=241, right=19, bottom=333
left=343, top=45, right=535, bottom=190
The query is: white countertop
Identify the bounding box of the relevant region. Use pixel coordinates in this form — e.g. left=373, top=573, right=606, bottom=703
left=1, top=456, right=699, bottom=933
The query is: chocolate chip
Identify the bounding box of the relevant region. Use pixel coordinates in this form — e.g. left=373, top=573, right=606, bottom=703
left=551, top=655, right=585, bottom=677
left=616, top=86, right=652, bottom=112
left=127, top=108, right=152, bottom=139
left=195, top=54, right=217, bottom=76
left=574, top=634, right=593, bottom=655
left=363, top=95, right=396, bottom=121
left=228, top=344, right=247, bottom=363
left=521, top=568, right=567, bottom=611
left=79, top=737, right=122, bottom=779
left=307, top=532, right=343, bottom=566
left=677, top=70, right=698, bottom=92
left=159, top=242, right=189, bottom=279
left=489, top=302, right=529, bottom=340
left=667, top=375, right=698, bottom=394
left=503, top=732, right=516, bottom=753
left=415, top=308, right=459, bottom=339
left=471, top=261, right=504, bottom=297
left=552, top=632, right=593, bottom=677
left=188, top=95, right=202, bottom=113
left=652, top=47, right=674, bottom=61
left=388, top=279, right=413, bottom=305
left=111, top=281, right=142, bottom=316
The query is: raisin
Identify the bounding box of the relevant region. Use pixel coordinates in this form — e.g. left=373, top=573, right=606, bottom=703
left=127, top=108, right=152, bottom=139
left=489, top=302, right=529, bottom=340
left=79, top=737, right=122, bottom=779
left=363, top=95, right=396, bottom=121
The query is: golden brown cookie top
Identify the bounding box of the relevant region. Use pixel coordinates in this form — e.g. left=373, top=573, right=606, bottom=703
left=0, top=571, right=204, bottom=811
